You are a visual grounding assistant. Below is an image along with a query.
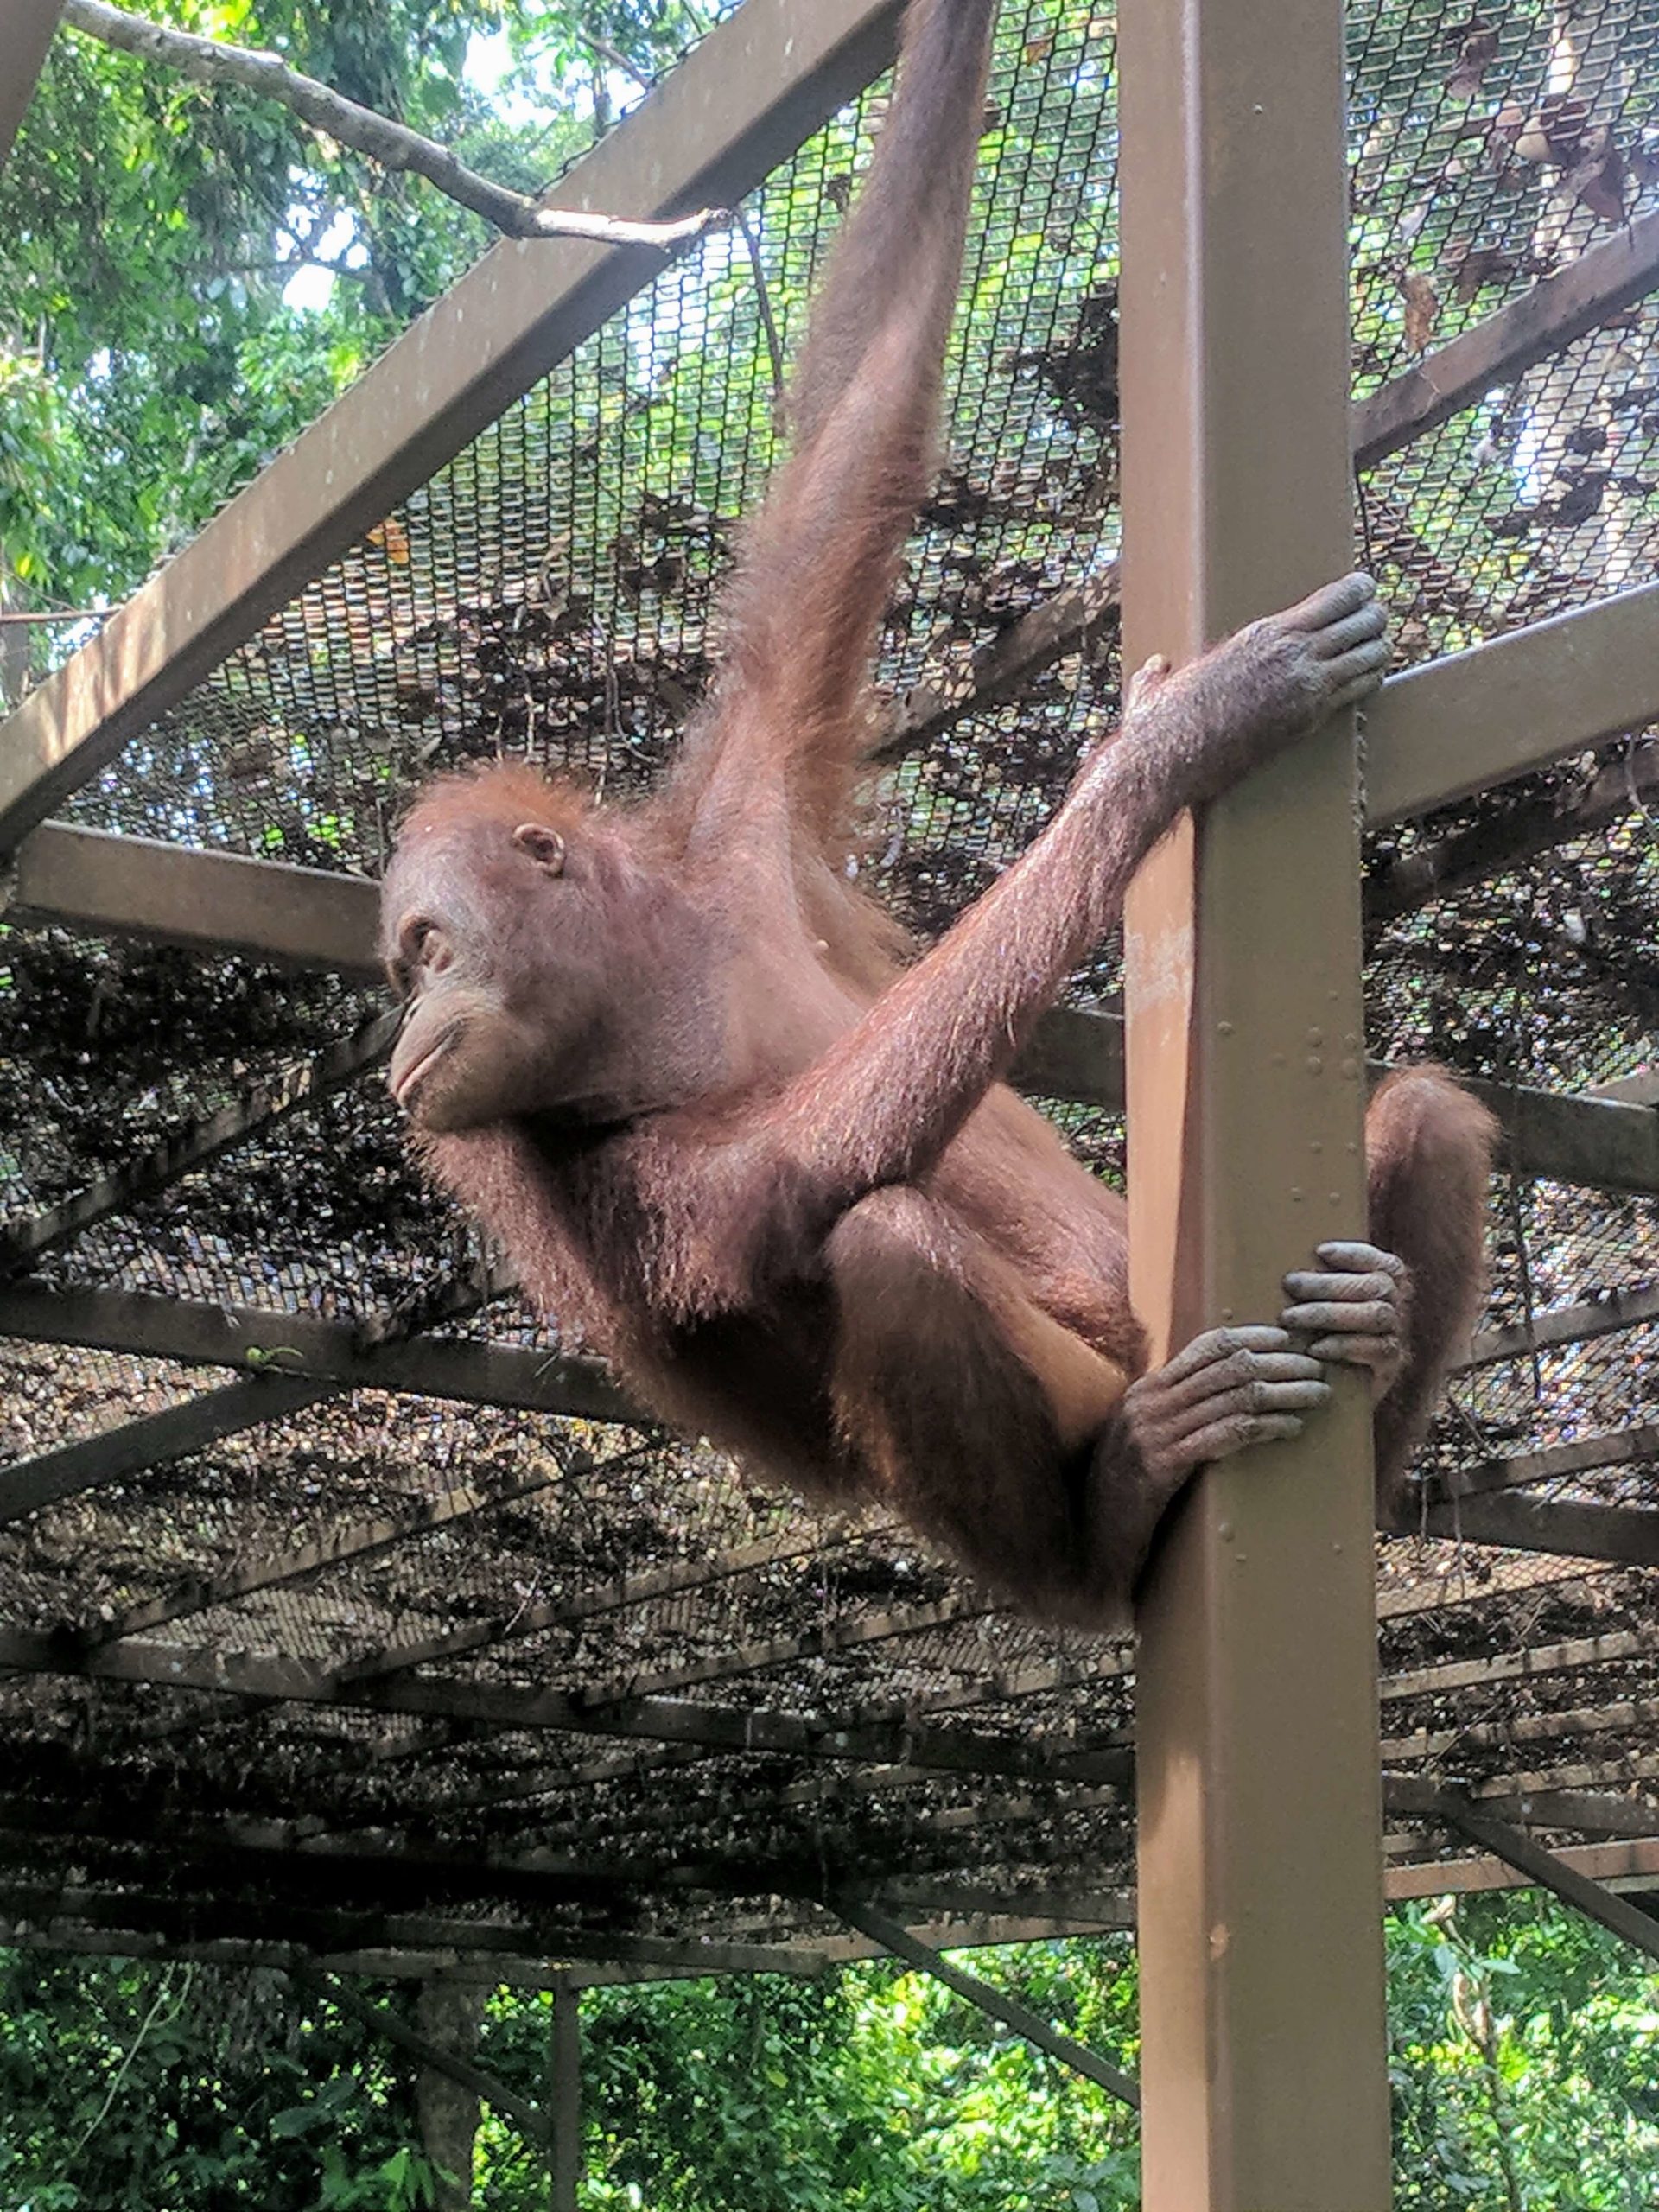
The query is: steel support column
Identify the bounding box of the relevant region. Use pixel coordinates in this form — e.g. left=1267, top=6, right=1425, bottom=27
left=549, top=1980, right=581, bottom=2212
left=0, top=2, right=62, bottom=166
left=1119, top=0, right=1390, bottom=2205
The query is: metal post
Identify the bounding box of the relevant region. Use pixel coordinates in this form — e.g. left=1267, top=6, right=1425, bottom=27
left=549, top=1978, right=582, bottom=2212
left=0, top=2, right=62, bottom=167
left=1118, top=0, right=1391, bottom=2206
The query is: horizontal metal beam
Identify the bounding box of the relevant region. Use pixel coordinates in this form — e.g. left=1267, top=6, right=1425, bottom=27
left=0, top=1010, right=397, bottom=1271
left=0, top=1629, right=1132, bottom=1787
left=0, top=1372, right=327, bottom=1524
left=14, top=836, right=1657, bottom=1185
left=1386, top=1834, right=1659, bottom=1902
left=0, top=1875, right=830, bottom=1979
left=1352, top=206, right=1659, bottom=468
left=1385, top=1692, right=1659, bottom=1770
left=1436, top=1802, right=1659, bottom=1963
left=1431, top=1426, right=1659, bottom=1503
left=0, top=1905, right=1142, bottom=1984
left=1365, top=583, right=1659, bottom=828
left=7, top=821, right=382, bottom=969
left=1393, top=1491, right=1659, bottom=1567
left=1365, top=742, right=1659, bottom=927
left=577, top=1592, right=984, bottom=1707
left=86, top=1465, right=562, bottom=1645
left=0, top=1279, right=633, bottom=1422
left=1383, top=1624, right=1659, bottom=1708
left=1464, top=1283, right=1659, bottom=1370
left=0, top=0, right=907, bottom=849
left=1460, top=1074, right=1659, bottom=1196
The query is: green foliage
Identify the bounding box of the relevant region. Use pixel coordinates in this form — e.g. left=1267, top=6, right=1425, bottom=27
left=1389, top=1895, right=1659, bottom=2211
left=0, top=0, right=680, bottom=609
left=0, top=1955, right=443, bottom=2209
left=566, top=1946, right=1140, bottom=2211
left=5, top=1905, right=1655, bottom=2209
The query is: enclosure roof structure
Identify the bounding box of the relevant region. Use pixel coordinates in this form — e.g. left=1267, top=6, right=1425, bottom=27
left=3, top=0, right=1659, bottom=1985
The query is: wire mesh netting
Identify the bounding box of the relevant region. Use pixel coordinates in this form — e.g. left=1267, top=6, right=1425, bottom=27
left=3, top=0, right=1659, bottom=1964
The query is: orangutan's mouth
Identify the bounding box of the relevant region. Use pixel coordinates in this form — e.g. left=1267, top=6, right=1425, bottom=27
left=391, top=1022, right=465, bottom=1110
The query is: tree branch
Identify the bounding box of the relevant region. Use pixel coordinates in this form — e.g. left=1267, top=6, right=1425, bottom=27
left=61, top=0, right=728, bottom=251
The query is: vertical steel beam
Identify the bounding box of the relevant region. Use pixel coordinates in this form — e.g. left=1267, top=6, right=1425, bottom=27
left=0, top=2, right=62, bottom=167
left=1118, top=0, right=1391, bottom=2206
left=549, top=1979, right=582, bottom=2212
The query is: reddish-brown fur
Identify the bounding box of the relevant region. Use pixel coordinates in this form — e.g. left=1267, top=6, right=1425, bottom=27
left=381, top=0, right=1495, bottom=1626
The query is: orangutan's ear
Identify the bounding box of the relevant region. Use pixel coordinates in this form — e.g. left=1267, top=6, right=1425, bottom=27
left=512, top=823, right=567, bottom=874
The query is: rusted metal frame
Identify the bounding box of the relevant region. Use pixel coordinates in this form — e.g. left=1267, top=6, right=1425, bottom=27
left=0, top=1870, right=834, bottom=1978
left=0, top=1371, right=330, bottom=1524
left=0, top=1010, right=397, bottom=1273
left=1382, top=1624, right=1659, bottom=1707
left=1432, top=1802, right=1659, bottom=1962
left=1382, top=1773, right=1659, bottom=1836
left=575, top=1593, right=988, bottom=1707
left=0, top=0, right=909, bottom=849
left=549, top=1980, right=582, bottom=2212
left=1387, top=1834, right=1659, bottom=1902
left=1460, top=1749, right=1659, bottom=1811
left=1365, top=582, right=1659, bottom=828
left=1428, top=1424, right=1659, bottom=1503
left=873, top=213, right=1659, bottom=772
left=1119, top=0, right=1390, bottom=2203
left=1353, top=206, right=1659, bottom=466
left=1463, top=1283, right=1659, bottom=1370
left=1389, top=1491, right=1659, bottom=1567
left=12, top=837, right=1659, bottom=1184
left=0, top=1, right=63, bottom=166
left=292, top=1966, right=553, bottom=2146
left=1365, top=741, right=1659, bottom=928
left=0, top=1279, right=633, bottom=1421
left=833, top=1899, right=1141, bottom=2109
left=83, top=1465, right=563, bottom=1647
left=1456, top=1073, right=1659, bottom=1196
left=0, top=1628, right=1133, bottom=1787
left=327, top=1523, right=883, bottom=1687
left=5, top=822, right=383, bottom=969
left=1383, top=1693, right=1659, bottom=1770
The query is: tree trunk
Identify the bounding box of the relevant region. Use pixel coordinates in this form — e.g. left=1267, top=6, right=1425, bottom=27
left=415, top=1982, right=486, bottom=2209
